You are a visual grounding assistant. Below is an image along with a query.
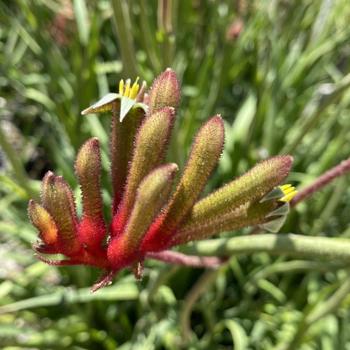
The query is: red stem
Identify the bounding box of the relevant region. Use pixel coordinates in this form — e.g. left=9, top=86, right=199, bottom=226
left=147, top=250, right=227, bottom=268
left=291, top=157, right=350, bottom=207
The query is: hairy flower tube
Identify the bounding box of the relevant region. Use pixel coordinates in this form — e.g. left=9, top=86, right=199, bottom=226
left=28, top=68, right=296, bottom=291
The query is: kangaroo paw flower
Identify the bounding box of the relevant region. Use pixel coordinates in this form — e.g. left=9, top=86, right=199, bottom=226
left=29, top=68, right=295, bottom=291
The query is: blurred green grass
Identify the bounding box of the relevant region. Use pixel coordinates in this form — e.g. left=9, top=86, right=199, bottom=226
left=1, top=0, right=350, bottom=349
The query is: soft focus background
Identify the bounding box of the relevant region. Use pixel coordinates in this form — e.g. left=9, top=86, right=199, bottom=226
left=1, top=1, right=350, bottom=349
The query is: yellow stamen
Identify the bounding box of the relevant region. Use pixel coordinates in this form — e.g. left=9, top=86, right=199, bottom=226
left=279, top=184, right=297, bottom=202
left=124, top=79, right=131, bottom=98
left=129, top=77, right=140, bottom=99
left=118, top=77, right=141, bottom=99
left=280, top=184, right=292, bottom=191
left=119, top=79, right=125, bottom=95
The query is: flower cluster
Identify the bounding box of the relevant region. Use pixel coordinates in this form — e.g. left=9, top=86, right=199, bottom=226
left=28, top=69, right=296, bottom=290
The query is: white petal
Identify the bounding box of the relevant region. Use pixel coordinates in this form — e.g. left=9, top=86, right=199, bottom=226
left=81, top=93, right=119, bottom=115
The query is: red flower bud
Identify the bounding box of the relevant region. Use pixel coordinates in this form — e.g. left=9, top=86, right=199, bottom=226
left=111, top=107, right=175, bottom=237
left=75, top=138, right=106, bottom=251
left=107, top=163, right=178, bottom=268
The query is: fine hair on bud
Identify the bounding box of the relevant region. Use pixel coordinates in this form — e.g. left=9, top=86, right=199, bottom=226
left=140, top=115, right=225, bottom=252
left=148, top=68, right=180, bottom=113
left=184, top=155, right=293, bottom=228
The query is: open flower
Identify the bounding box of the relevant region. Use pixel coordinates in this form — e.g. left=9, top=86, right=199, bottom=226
left=28, top=68, right=296, bottom=291
left=81, top=76, right=147, bottom=121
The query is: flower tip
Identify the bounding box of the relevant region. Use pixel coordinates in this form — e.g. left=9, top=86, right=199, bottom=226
left=279, top=155, right=294, bottom=177
left=165, top=106, right=176, bottom=116
left=211, top=114, right=223, bottom=124
left=87, top=137, right=100, bottom=148
left=284, top=154, right=294, bottom=165
left=205, top=115, right=225, bottom=137
left=148, top=68, right=180, bottom=111
left=28, top=200, right=58, bottom=245
left=42, top=170, right=55, bottom=186
left=168, top=162, right=179, bottom=173
left=281, top=154, right=294, bottom=167
left=44, top=170, right=54, bottom=178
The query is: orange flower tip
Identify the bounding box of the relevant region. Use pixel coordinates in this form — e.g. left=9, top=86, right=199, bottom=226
left=28, top=200, right=58, bottom=245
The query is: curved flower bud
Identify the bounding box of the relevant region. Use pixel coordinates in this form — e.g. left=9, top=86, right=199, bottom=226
left=173, top=200, right=277, bottom=245
left=141, top=115, right=225, bottom=252
left=148, top=68, right=180, bottom=112
left=107, top=163, right=178, bottom=268
left=41, top=172, right=80, bottom=254
left=182, top=156, right=293, bottom=229
left=174, top=184, right=297, bottom=244
left=28, top=200, right=58, bottom=245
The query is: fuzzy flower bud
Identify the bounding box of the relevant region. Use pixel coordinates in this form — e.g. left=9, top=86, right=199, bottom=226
left=28, top=200, right=58, bottom=245
left=184, top=156, right=293, bottom=229
left=41, top=171, right=80, bottom=254
left=148, top=68, right=180, bottom=112
left=107, top=163, right=178, bottom=268
left=75, top=138, right=106, bottom=250
left=29, top=68, right=296, bottom=292
left=111, top=107, right=175, bottom=237
left=141, top=115, right=225, bottom=252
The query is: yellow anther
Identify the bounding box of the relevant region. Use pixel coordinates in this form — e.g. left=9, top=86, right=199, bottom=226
left=279, top=184, right=297, bottom=203
left=130, top=77, right=140, bottom=99
left=119, top=79, right=125, bottom=95
left=124, top=79, right=131, bottom=98
left=118, top=77, right=141, bottom=99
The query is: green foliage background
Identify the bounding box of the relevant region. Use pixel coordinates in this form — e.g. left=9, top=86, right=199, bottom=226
left=1, top=1, right=350, bottom=349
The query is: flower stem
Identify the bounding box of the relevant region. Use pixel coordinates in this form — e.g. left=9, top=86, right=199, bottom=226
left=181, top=234, right=350, bottom=263
left=291, top=157, right=350, bottom=206
left=147, top=250, right=226, bottom=268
